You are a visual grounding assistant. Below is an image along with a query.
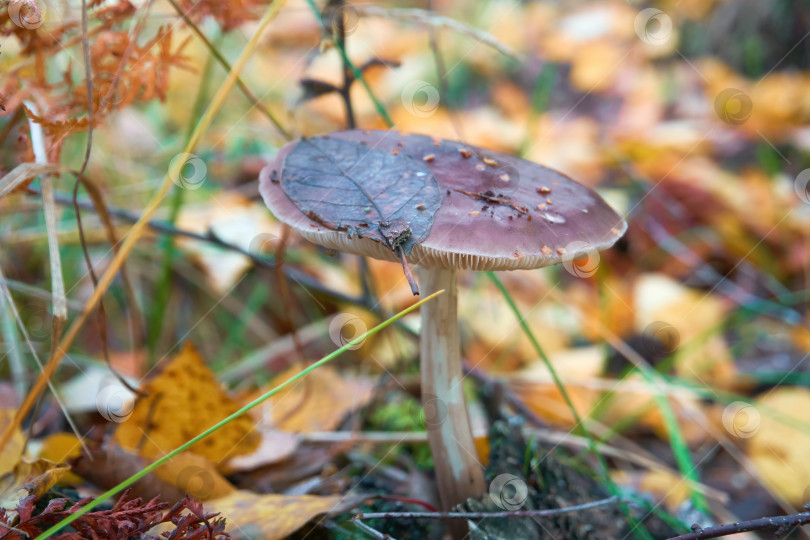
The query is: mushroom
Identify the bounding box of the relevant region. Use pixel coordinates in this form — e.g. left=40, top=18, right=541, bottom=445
left=258, top=130, right=626, bottom=515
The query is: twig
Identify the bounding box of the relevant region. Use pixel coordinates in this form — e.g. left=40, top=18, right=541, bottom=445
left=354, top=495, right=619, bottom=521
left=304, top=0, right=394, bottom=127
left=273, top=224, right=304, bottom=359
left=667, top=510, right=810, bottom=539
left=31, top=187, right=367, bottom=308
left=354, top=5, right=523, bottom=62
left=0, top=163, right=62, bottom=201
left=354, top=519, right=393, bottom=539
left=330, top=0, right=356, bottom=129
left=71, top=0, right=142, bottom=397
left=463, top=363, right=547, bottom=428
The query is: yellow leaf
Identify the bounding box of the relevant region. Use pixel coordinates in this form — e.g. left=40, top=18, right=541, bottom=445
left=748, top=388, right=810, bottom=505
left=114, top=342, right=260, bottom=463
left=0, top=410, right=25, bottom=478
left=37, top=433, right=84, bottom=485
left=206, top=490, right=355, bottom=540
left=570, top=41, right=624, bottom=93
left=256, top=365, right=374, bottom=433
left=633, top=273, right=734, bottom=384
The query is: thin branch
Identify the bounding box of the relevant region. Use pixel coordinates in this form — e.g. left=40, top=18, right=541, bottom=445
left=71, top=0, right=141, bottom=397
left=330, top=0, right=356, bottom=129
left=354, top=5, right=523, bottom=62
left=354, top=495, right=620, bottom=521
left=30, top=187, right=368, bottom=308
left=667, top=510, right=810, bottom=539
left=353, top=519, right=393, bottom=539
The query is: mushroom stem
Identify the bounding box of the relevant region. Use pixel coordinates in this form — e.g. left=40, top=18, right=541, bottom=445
left=418, top=266, right=485, bottom=514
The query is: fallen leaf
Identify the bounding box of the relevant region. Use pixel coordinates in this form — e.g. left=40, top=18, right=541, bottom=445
left=222, top=429, right=300, bottom=474
left=114, top=342, right=260, bottom=464
left=206, top=490, right=360, bottom=540
left=73, top=441, right=235, bottom=502
left=508, top=348, right=603, bottom=427
left=633, top=273, right=734, bottom=384
left=0, top=410, right=25, bottom=478
left=253, top=365, right=375, bottom=433
left=37, top=433, right=84, bottom=485
left=748, top=388, right=810, bottom=505
left=153, top=452, right=236, bottom=501
left=175, top=191, right=282, bottom=293
left=0, top=460, right=69, bottom=513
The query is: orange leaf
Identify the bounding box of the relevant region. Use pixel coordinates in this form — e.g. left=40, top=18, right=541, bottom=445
left=114, top=342, right=260, bottom=464
left=206, top=491, right=360, bottom=540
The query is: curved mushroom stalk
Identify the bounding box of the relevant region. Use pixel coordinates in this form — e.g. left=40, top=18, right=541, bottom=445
left=419, top=266, right=485, bottom=510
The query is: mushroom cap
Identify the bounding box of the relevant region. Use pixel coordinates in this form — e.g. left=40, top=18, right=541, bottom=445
left=259, top=130, right=626, bottom=271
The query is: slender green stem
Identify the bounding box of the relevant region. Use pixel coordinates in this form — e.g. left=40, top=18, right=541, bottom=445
left=147, top=45, right=218, bottom=358
left=35, top=290, right=443, bottom=540
left=638, top=368, right=709, bottom=513
left=304, top=0, right=394, bottom=128
left=487, top=272, right=656, bottom=540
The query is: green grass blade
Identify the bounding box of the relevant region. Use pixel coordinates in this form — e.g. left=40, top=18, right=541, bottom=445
left=487, top=272, right=656, bottom=540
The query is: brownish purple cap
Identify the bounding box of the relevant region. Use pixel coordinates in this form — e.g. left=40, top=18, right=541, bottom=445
left=259, top=130, right=626, bottom=271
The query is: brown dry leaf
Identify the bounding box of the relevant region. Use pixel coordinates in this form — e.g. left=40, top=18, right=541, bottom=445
left=206, top=490, right=360, bottom=540
left=748, top=388, right=810, bottom=505
left=37, top=433, right=84, bottom=485
left=73, top=441, right=233, bottom=502
left=74, top=442, right=183, bottom=502
left=114, top=342, right=260, bottom=463
left=0, top=459, right=69, bottom=512
left=255, top=365, right=374, bottom=433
